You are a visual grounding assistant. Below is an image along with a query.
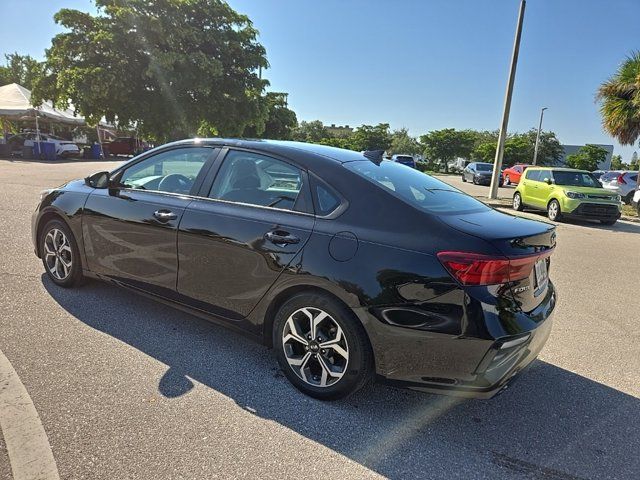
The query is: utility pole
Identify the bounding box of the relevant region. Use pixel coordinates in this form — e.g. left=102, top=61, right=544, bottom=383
left=489, top=0, right=526, bottom=199
left=532, top=107, right=547, bottom=165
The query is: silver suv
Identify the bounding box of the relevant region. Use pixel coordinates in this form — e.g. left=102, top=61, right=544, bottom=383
left=601, top=171, right=639, bottom=204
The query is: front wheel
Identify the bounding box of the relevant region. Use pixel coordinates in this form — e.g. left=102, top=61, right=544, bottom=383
left=461, top=174, right=466, bottom=182
left=40, top=219, right=84, bottom=287
left=273, top=292, right=373, bottom=400
left=505, top=175, right=511, bottom=185
left=547, top=199, right=562, bottom=221
left=513, top=192, right=524, bottom=211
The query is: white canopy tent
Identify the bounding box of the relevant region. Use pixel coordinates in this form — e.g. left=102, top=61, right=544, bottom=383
left=0, top=82, right=86, bottom=127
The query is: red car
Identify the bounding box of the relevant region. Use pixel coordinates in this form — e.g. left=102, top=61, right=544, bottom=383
left=103, top=137, right=148, bottom=157
left=502, top=164, right=530, bottom=185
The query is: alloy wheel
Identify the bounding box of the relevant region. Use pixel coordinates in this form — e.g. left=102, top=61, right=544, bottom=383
left=282, top=307, right=349, bottom=388
left=513, top=193, right=521, bottom=210
left=43, top=228, right=73, bottom=280
left=548, top=201, right=559, bottom=220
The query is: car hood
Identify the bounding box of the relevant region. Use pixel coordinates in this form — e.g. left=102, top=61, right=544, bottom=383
left=556, top=186, right=618, bottom=196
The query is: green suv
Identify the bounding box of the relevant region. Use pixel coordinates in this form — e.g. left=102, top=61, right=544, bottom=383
left=513, top=167, right=622, bottom=225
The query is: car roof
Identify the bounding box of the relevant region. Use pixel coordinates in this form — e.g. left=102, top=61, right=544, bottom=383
left=164, top=138, right=371, bottom=169
left=527, top=166, right=589, bottom=172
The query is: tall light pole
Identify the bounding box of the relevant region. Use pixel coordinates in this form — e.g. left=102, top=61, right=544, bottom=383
left=489, top=0, right=526, bottom=199
left=532, top=107, right=547, bottom=165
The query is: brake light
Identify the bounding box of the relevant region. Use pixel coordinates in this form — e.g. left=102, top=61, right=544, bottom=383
left=617, top=174, right=627, bottom=185
left=437, top=251, right=552, bottom=286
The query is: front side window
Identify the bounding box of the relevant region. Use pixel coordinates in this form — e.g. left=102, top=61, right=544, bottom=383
left=209, top=150, right=303, bottom=211
left=119, top=147, right=212, bottom=194
left=346, top=160, right=489, bottom=214
left=552, top=171, right=602, bottom=187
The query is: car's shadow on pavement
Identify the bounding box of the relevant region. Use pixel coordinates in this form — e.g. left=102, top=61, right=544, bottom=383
left=43, top=276, right=639, bottom=479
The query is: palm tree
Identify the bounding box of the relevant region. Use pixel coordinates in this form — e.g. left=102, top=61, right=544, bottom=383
left=597, top=52, right=640, bottom=146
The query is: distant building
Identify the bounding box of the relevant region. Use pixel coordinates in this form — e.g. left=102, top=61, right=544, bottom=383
left=558, top=144, right=614, bottom=170
left=324, top=124, right=353, bottom=137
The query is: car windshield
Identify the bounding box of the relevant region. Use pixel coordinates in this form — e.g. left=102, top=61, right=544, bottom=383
left=475, top=163, right=492, bottom=171
left=346, top=160, right=490, bottom=214
left=553, top=171, right=602, bottom=187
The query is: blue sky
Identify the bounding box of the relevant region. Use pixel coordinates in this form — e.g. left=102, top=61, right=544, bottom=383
left=2, top=0, right=638, bottom=160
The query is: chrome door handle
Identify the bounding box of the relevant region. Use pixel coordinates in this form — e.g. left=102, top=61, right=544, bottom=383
left=265, top=230, right=300, bottom=246
left=153, top=210, right=177, bottom=221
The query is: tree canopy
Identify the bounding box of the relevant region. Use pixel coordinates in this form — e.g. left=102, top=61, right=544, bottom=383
left=0, top=53, right=43, bottom=90
left=388, top=128, right=422, bottom=155
left=565, top=144, right=609, bottom=171
left=420, top=129, right=475, bottom=172
left=33, top=0, right=269, bottom=141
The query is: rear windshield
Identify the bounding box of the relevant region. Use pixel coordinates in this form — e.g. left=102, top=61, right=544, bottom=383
left=553, top=171, right=602, bottom=187
left=346, top=160, right=490, bottom=214
left=475, top=163, right=492, bottom=171
left=601, top=171, right=620, bottom=181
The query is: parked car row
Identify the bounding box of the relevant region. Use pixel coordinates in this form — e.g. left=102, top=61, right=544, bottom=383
left=7, top=132, right=81, bottom=158
left=598, top=170, right=639, bottom=204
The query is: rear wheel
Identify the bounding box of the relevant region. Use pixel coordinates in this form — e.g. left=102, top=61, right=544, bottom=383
left=273, top=292, right=373, bottom=400
left=513, top=192, right=524, bottom=211
left=40, top=219, right=84, bottom=288
left=624, top=192, right=634, bottom=205
left=547, top=199, right=561, bottom=221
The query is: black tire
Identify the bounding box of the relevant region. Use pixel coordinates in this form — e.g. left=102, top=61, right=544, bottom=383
left=513, top=192, right=524, bottom=211
left=547, top=199, right=562, bottom=221
left=472, top=176, right=478, bottom=185
left=273, top=292, right=374, bottom=400
left=461, top=174, right=466, bottom=182
left=39, top=219, right=84, bottom=288
left=600, top=219, right=617, bottom=226
left=505, top=175, right=511, bottom=186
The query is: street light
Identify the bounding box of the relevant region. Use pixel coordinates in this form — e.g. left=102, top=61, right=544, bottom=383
left=532, top=107, right=548, bottom=165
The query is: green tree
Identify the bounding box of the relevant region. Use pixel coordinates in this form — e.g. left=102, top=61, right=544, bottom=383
left=525, top=129, right=564, bottom=165
left=503, top=136, right=533, bottom=166
left=0, top=53, right=43, bottom=90
left=349, top=123, right=392, bottom=152
left=565, top=144, right=609, bottom=171
left=420, top=128, right=475, bottom=172
left=33, top=0, right=269, bottom=141
left=610, top=154, right=625, bottom=170
left=473, top=142, right=497, bottom=163
left=243, top=92, right=297, bottom=139
left=388, top=128, right=421, bottom=155
left=291, top=120, right=331, bottom=143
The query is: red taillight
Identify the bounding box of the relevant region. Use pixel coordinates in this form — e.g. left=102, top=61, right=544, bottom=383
left=617, top=174, right=627, bottom=185
left=437, top=251, right=551, bottom=286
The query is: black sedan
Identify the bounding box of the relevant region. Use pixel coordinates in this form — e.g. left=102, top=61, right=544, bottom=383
left=462, top=162, right=504, bottom=186
left=32, top=139, right=556, bottom=400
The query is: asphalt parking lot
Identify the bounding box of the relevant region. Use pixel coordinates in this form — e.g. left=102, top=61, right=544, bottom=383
left=1, top=158, right=639, bottom=480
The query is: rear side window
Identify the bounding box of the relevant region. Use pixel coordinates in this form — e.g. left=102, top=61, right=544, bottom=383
left=315, top=182, right=341, bottom=216
left=526, top=170, right=541, bottom=181
left=346, top=160, right=489, bottom=214
left=629, top=174, right=638, bottom=183
left=209, top=150, right=303, bottom=211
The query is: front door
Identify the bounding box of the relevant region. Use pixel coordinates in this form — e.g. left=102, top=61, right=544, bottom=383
left=177, top=149, right=314, bottom=328
left=82, top=146, right=217, bottom=293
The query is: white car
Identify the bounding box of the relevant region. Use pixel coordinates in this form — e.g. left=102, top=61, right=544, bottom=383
left=15, top=133, right=81, bottom=158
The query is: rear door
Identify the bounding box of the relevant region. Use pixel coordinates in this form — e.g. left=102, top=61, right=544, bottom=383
left=82, top=146, right=217, bottom=293
left=177, top=148, right=315, bottom=327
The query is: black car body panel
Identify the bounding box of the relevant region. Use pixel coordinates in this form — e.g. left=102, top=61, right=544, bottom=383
left=32, top=138, right=557, bottom=398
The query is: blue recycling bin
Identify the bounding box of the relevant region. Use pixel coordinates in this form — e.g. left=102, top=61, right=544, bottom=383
left=90, top=144, right=103, bottom=159
left=33, top=142, right=57, bottom=160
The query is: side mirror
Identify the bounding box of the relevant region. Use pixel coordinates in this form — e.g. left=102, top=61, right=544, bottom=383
left=85, top=171, right=110, bottom=188
left=543, top=177, right=552, bottom=185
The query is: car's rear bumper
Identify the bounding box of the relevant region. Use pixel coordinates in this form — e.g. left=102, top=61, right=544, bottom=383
left=356, top=282, right=556, bottom=399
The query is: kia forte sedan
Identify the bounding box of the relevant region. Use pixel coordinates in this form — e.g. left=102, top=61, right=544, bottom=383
left=32, top=139, right=556, bottom=400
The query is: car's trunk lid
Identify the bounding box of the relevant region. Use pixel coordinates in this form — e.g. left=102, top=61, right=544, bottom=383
left=437, top=208, right=556, bottom=312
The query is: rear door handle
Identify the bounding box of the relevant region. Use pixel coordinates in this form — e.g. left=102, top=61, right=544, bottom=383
left=153, top=209, right=177, bottom=221
left=265, top=230, right=300, bottom=246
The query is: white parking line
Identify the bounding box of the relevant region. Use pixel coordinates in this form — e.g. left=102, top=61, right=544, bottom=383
left=0, top=349, right=60, bottom=480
